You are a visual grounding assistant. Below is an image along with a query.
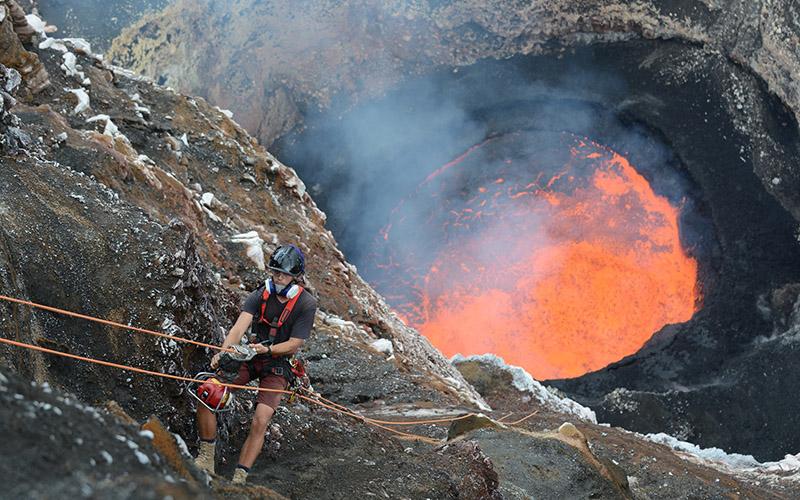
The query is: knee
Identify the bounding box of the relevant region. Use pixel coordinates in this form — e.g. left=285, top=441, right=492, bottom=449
left=252, top=415, right=270, bottom=433
left=251, top=408, right=274, bottom=433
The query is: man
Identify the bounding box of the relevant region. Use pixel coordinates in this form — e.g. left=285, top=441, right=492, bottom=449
left=194, top=244, right=317, bottom=484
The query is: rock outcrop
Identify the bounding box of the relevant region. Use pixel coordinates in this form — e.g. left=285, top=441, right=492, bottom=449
left=0, top=7, right=498, bottom=497
left=105, top=0, right=800, bottom=462
left=0, top=1, right=49, bottom=94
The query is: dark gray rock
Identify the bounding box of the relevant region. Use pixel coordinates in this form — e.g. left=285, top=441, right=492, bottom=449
left=466, top=427, right=627, bottom=499
left=0, top=369, right=207, bottom=499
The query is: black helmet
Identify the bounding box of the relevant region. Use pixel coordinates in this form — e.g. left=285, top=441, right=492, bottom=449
left=268, top=244, right=305, bottom=276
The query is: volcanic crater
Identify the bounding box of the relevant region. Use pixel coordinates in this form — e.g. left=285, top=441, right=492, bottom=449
left=30, top=0, right=800, bottom=468
left=275, top=41, right=800, bottom=460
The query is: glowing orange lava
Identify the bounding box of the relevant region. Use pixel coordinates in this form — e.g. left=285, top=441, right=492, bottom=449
left=376, top=136, right=699, bottom=380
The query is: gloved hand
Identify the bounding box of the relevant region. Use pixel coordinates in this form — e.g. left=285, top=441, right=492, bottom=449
left=211, top=352, right=222, bottom=369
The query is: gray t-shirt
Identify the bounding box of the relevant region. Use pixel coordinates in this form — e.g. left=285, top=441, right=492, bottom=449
left=243, top=286, right=316, bottom=343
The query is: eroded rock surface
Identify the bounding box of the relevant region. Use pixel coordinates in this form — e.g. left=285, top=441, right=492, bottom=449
left=454, top=357, right=800, bottom=499
left=108, top=0, right=800, bottom=212
left=0, top=369, right=208, bottom=499
left=105, top=0, right=800, bottom=462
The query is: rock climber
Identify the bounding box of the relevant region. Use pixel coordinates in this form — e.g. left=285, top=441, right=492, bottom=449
left=194, top=244, right=317, bottom=484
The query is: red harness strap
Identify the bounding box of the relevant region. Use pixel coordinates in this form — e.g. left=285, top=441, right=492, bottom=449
left=259, top=286, right=304, bottom=341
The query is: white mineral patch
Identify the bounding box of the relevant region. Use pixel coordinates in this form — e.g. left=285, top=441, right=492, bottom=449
left=772, top=177, right=782, bottom=185
left=25, top=14, right=47, bottom=35
left=231, top=231, right=265, bottom=270
left=134, top=450, right=150, bottom=465
left=40, top=37, right=92, bottom=54
left=216, top=106, right=234, bottom=118
left=451, top=353, right=597, bottom=423
left=200, top=192, right=215, bottom=207
left=39, top=37, right=67, bottom=53
left=172, top=432, right=192, bottom=459
left=646, top=433, right=800, bottom=482
left=86, top=114, right=119, bottom=137
left=66, top=88, right=90, bottom=115
left=135, top=105, right=151, bottom=117
left=65, top=38, right=92, bottom=54
left=371, top=338, right=394, bottom=355
left=61, top=52, right=84, bottom=80
left=202, top=206, right=222, bottom=223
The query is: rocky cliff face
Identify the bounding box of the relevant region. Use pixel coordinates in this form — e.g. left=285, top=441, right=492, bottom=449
left=108, top=0, right=800, bottom=212
left=106, top=0, right=800, bottom=463
left=2, top=2, right=800, bottom=498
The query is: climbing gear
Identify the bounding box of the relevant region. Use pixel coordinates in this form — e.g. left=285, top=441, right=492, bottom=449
left=216, top=343, right=258, bottom=379
left=189, top=372, right=235, bottom=412
left=246, top=353, right=296, bottom=385
left=257, top=284, right=304, bottom=343
left=0, top=294, right=223, bottom=351
left=195, top=440, right=216, bottom=474
left=232, top=467, right=248, bottom=484
left=268, top=244, right=305, bottom=276
left=1, top=335, right=478, bottom=444
left=286, top=358, right=310, bottom=403
left=290, top=357, right=307, bottom=381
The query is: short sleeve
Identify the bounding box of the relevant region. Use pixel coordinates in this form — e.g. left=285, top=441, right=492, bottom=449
left=289, top=293, right=317, bottom=340
left=242, top=288, right=264, bottom=316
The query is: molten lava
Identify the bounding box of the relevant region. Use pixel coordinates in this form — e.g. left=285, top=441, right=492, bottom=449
left=370, top=134, right=699, bottom=379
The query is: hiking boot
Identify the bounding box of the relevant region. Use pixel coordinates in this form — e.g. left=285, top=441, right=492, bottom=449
left=194, top=441, right=216, bottom=474
left=232, top=467, right=248, bottom=484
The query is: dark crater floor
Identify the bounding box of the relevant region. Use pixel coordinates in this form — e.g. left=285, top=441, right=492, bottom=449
left=275, top=39, right=800, bottom=460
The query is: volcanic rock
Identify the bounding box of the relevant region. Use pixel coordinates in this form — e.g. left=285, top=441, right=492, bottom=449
left=0, top=369, right=207, bottom=499
left=0, top=1, right=49, bottom=94
left=455, top=356, right=800, bottom=499
left=4, top=0, right=35, bottom=43
left=106, top=0, right=800, bottom=461
left=2, top=3, right=800, bottom=498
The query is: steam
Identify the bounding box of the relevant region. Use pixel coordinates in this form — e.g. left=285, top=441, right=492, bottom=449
left=276, top=59, right=702, bottom=378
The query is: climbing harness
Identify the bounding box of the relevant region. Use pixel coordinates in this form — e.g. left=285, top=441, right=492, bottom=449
left=248, top=284, right=306, bottom=384
left=257, top=284, right=304, bottom=342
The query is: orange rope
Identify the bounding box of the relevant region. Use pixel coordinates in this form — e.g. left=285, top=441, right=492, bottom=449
left=496, top=412, right=514, bottom=422
left=0, top=337, right=276, bottom=393
left=505, top=410, right=539, bottom=426
left=0, top=295, right=480, bottom=427
left=0, top=337, right=454, bottom=442
left=0, top=295, right=230, bottom=352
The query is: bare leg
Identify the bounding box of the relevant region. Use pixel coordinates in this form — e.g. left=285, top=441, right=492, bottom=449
left=237, top=403, right=274, bottom=468
left=197, top=404, right=218, bottom=441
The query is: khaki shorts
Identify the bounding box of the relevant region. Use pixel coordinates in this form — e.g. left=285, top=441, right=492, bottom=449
left=231, top=361, right=288, bottom=409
